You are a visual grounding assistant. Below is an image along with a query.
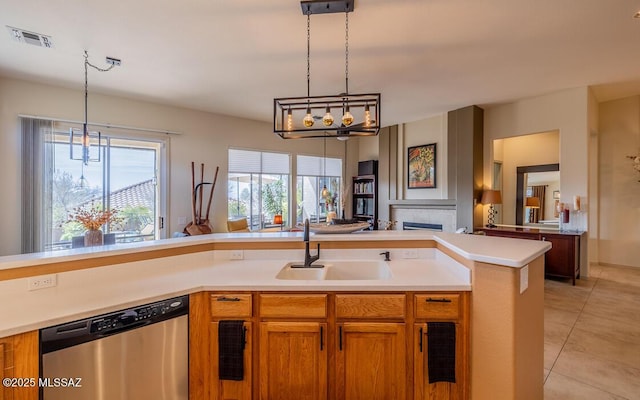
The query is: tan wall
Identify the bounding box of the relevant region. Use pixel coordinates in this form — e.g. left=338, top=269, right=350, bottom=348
left=597, top=95, right=640, bottom=268
left=0, top=77, right=349, bottom=256
left=400, top=114, right=449, bottom=200
left=470, top=256, right=544, bottom=399
left=484, top=87, right=590, bottom=275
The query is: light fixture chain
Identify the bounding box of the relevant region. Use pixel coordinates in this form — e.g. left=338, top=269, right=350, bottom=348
left=80, top=50, right=115, bottom=165
left=345, top=10, right=349, bottom=95
left=306, top=12, right=311, bottom=98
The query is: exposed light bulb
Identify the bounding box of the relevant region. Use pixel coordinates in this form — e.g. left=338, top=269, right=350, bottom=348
left=322, top=106, right=334, bottom=127
left=341, top=105, right=354, bottom=126
left=303, top=107, right=314, bottom=127
left=364, top=104, right=371, bottom=127
left=321, top=185, right=329, bottom=197
left=286, top=109, right=293, bottom=131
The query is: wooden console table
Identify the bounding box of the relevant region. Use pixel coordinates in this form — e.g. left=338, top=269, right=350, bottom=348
left=476, top=227, right=586, bottom=285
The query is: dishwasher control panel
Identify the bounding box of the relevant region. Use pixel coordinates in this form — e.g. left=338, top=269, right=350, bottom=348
left=91, top=297, right=187, bottom=333
left=41, top=295, right=189, bottom=354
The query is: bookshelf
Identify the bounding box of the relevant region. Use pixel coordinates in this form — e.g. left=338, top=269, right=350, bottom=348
left=352, top=174, right=377, bottom=230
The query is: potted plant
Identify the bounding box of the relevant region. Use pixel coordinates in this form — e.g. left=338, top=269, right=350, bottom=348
left=68, top=204, right=121, bottom=247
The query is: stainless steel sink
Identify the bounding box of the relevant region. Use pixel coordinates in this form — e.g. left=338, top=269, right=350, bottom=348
left=275, top=260, right=392, bottom=280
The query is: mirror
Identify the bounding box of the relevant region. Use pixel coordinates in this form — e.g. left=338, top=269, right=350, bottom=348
left=492, top=130, right=560, bottom=227
left=515, top=165, right=560, bottom=227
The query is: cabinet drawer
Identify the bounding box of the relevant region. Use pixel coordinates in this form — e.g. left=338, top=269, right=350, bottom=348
left=210, top=293, right=253, bottom=317
left=336, top=294, right=406, bottom=319
left=414, top=294, right=460, bottom=320
left=259, top=294, right=327, bottom=318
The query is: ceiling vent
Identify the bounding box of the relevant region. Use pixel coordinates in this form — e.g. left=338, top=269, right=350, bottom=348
left=7, top=26, right=53, bottom=48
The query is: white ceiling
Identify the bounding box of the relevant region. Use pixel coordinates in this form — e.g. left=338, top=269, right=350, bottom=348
left=1, top=0, right=639, bottom=126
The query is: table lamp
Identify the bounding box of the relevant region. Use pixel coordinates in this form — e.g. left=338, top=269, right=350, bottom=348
left=525, top=196, right=541, bottom=223
left=481, top=190, right=502, bottom=228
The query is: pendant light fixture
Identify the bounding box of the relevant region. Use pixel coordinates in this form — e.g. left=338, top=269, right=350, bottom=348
left=321, top=133, right=329, bottom=198
left=273, top=0, right=381, bottom=139
left=70, top=51, right=120, bottom=165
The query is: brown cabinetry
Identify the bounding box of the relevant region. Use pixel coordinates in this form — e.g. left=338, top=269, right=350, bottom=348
left=191, top=290, right=469, bottom=400
left=190, top=292, right=253, bottom=400
left=413, top=294, right=469, bottom=400
left=0, top=331, right=39, bottom=400
left=259, top=322, right=328, bottom=400
left=257, top=294, right=328, bottom=400
left=336, top=322, right=406, bottom=400
left=478, top=227, right=584, bottom=285
left=335, top=294, right=407, bottom=399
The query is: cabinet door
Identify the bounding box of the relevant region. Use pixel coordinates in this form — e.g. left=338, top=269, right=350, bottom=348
left=414, top=323, right=465, bottom=400
left=210, top=322, right=252, bottom=400
left=259, top=322, right=327, bottom=400
left=0, top=331, right=39, bottom=400
left=542, top=235, right=576, bottom=279
left=336, top=322, right=406, bottom=400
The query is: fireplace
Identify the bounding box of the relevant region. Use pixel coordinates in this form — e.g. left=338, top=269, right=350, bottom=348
left=403, top=222, right=443, bottom=231
left=391, top=204, right=456, bottom=233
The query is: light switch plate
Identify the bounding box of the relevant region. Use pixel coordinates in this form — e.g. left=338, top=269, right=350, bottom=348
left=520, top=265, right=529, bottom=294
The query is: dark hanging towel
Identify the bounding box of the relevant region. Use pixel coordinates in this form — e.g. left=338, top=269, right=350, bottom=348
left=218, top=320, right=245, bottom=381
left=427, top=322, right=456, bottom=383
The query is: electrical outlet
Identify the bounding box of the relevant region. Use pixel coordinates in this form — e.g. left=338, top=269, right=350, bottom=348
left=230, top=250, right=244, bottom=260
left=28, top=274, right=57, bottom=291
left=178, top=216, right=187, bottom=225
left=401, top=248, right=418, bottom=259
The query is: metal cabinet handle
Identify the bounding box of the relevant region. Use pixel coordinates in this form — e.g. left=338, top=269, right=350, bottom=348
left=320, top=326, right=324, bottom=351
left=339, top=326, right=343, bottom=351
left=242, top=326, right=248, bottom=350
left=217, top=296, right=241, bottom=302
left=419, top=327, right=423, bottom=352
left=426, top=297, right=452, bottom=303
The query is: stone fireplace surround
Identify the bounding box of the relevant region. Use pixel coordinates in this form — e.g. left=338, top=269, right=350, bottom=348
left=389, top=203, right=457, bottom=233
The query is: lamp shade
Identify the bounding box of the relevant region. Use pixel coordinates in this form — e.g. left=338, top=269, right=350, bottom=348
left=481, top=190, right=502, bottom=205
left=525, top=197, right=540, bottom=208
left=273, top=214, right=283, bottom=225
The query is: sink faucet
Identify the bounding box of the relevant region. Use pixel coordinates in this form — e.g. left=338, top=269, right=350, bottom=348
left=296, top=218, right=322, bottom=268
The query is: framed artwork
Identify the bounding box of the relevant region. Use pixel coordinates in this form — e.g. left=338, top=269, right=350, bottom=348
left=553, top=190, right=560, bottom=199
left=408, top=143, right=436, bottom=189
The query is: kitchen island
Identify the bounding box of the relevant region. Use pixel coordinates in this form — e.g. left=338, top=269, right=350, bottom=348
left=0, top=231, right=549, bottom=399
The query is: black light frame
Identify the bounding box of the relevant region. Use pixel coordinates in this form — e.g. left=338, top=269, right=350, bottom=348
left=274, top=93, right=380, bottom=139
left=274, top=0, right=381, bottom=140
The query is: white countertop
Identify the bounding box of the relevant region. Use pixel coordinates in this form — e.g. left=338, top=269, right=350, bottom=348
left=0, top=247, right=470, bottom=337
left=0, top=230, right=550, bottom=271
left=0, top=231, right=550, bottom=338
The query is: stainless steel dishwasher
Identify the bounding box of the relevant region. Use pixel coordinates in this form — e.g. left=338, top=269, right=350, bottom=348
left=40, top=295, right=189, bottom=400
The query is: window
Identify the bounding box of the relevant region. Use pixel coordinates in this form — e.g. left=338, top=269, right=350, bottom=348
left=21, top=118, right=167, bottom=252
left=296, top=155, right=342, bottom=224
left=228, top=149, right=290, bottom=231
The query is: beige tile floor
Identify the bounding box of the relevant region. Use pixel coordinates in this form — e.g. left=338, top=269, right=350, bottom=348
left=543, top=264, right=640, bottom=399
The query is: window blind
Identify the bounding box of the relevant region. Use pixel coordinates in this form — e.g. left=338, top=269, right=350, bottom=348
left=229, top=149, right=290, bottom=174
left=297, top=155, right=342, bottom=177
